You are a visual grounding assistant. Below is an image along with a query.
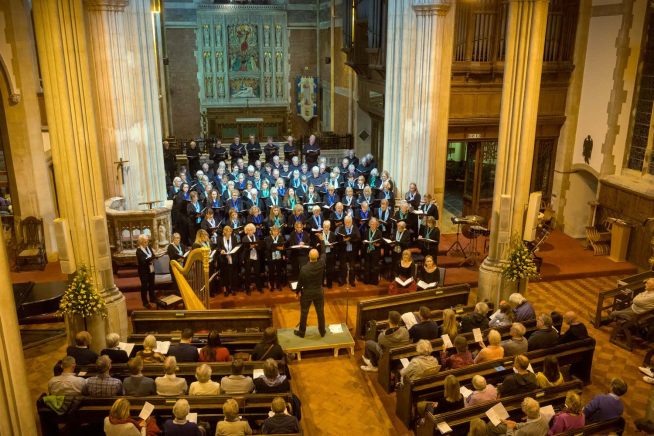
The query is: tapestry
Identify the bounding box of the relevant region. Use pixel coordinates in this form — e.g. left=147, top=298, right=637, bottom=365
left=228, top=24, right=259, bottom=73
left=297, top=76, right=318, bottom=122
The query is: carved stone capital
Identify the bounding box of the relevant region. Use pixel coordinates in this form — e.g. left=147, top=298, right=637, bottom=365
left=83, top=0, right=129, bottom=12
left=412, top=0, right=450, bottom=16
left=9, top=93, right=21, bottom=105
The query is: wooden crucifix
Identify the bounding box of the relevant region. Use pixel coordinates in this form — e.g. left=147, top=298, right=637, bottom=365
left=114, top=157, right=129, bottom=185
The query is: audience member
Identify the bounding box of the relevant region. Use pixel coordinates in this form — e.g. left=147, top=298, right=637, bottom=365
left=583, top=377, right=627, bottom=423
left=611, top=278, right=654, bottom=321
left=501, top=322, right=528, bottom=357
left=84, top=355, right=123, bottom=397
left=509, top=293, right=536, bottom=322
left=548, top=391, right=585, bottom=435
left=467, top=418, right=487, bottom=436
left=167, top=328, right=199, bottom=362
left=498, top=355, right=538, bottom=397
left=489, top=301, right=515, bottom=328
left=361, top=310, right=411, bottom=372
left=254, top=358, right=290, bottom=393
left=251, top=327, right=285, bottom=361
left=489, top=397, right=548, bottom=435
left=400, top=340, right=440, bottom=381
left=220, top=359, right=255, bottom=394
left=528, top=313, right=559, bottom=351
left=67, top=331, right=99, bottom=366
left=199, top=330, right=231, bottom=362
left=104, top=398, right=148, bottom=436
left=216, top=398, right=253, bottom=435
left=48, top=356, right=86, bottom=396
left=155, top=356, right=188, bottom=396
left=261, top=396, right=300, bottom=434
left=536, top=355, right=563, bottom=388
left=163, top=399, right=204, bottom=436
left=136, top=334, right=165, bottom=363
left=408, top=306, right=440, bottom=342
left=122, top=356, right=156, bottom=396
left=465, top=375, right=498, bottom=407
left=433, top=375, right=464, bottom=414
left=474, top=329, right=504, bottom=364
left=460, top=302, right=490, bottom=333
left=441, top=308, right=458, bottom=339
left=189, top=363, right=220, bottom=395
left=440, top=335, right=474, bottom=370
left=101, top=333, right=129, bottom=363
left=559, top=311, right=589, bottom=344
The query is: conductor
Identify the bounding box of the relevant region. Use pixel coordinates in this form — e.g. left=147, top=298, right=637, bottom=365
left=294, top=249, right=326, bottom=338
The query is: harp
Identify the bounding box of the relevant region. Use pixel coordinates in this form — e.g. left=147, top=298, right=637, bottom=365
left=170, top=247, right=211, bottom=310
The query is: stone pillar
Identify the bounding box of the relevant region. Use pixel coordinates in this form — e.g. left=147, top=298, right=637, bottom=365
left=382, top=0, right=454, bottom=202
left=32, top=0, right=128, bottom=342
left=477, top=0, right=549, bottom=304
left=84, top=0, right=167, bottom=211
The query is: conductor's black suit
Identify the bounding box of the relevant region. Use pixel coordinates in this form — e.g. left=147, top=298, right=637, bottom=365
left=295, top=256, right=326, bottom=337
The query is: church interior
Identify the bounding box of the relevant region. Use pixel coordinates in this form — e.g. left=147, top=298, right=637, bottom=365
left=1, top=0, right=654, bottom=434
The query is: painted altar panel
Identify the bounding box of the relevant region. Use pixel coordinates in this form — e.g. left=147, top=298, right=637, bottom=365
left=196, top=5, right=288, bottom=108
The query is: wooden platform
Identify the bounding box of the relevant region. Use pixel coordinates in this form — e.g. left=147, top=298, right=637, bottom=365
left=277, top=323, right=355, bottom=360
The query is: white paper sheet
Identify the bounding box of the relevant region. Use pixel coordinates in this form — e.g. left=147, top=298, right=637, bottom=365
left=329, top=324, right=344, bottom=334
left=228, top=245, right=241, bottom=255
left=401, top=312, right=419, bottom=330
left=154, top=341, right=170, bottom=355
left=139, top=401, right=155, bottom=421
left=540, top=404, right=555, bottom=422
left=489, top=309, right=501, bottom=320
left=460, top=386, right=474, bottom=398
left=118, top=342, right=135, bottom=357
left=417, top=280, right=437, bottom=289
left=472, top=328, right=483, bottom=343
left=290, top=281, right=298, bottom=291
left=395, top=277, right=414, bottom=286
left=187, top=413, right=198, bottom=423
left=400, top=358, right=410, bottom=368
left=77, top=371, right=87, bottom=377
left=441, top=334, right=453, bottom=349
left=253, top=368, right=264, bottom=379
left=436, top=421, right=452, bottom=434
left=485, top=402, right=509, bottom=426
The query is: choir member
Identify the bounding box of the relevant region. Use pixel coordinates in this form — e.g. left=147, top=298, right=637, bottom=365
left=405, top=182, right=421, bottom=209
left=355, top=175, right=366, bottom=191
left=375, top=198, right=392, bottom=236
left=358, top=186, right=375, bottom=208
left=167, top=232, right=187, bottom=264
left=218, top=226, right=240, bottom=296
left=263, top=136, right=279, bottom=161
left=226, top=189, right=244, bottom=212
left=284, top=135, right=298, bottom=161
left=388, top=249, right=417, bottom=295
left=362, top=218, right=382, bottom=285
left=318, top=220, right=338, bottom=288
left=356, top=201, right=371, bottom=234
left=205, top=189, right=222, bottom=213
left=246, top=135, right=262, bottom=165
left=136, top=234, right=156, bottom=308
left=342, top=186, right=356, bottom=212
left=191, top=229, right=212, bottom=250
left=287, top=221, right=311, bottom=279
left=242, top=223, right=263, bottom=294
left=247, top=205, right=267, bottom=238
left=284, top=188, right=301, bottom=212
left=289, top=156, right=302, bottom=174
left=288, top=204, right=306, bottom=230
left=368, top=168, right=382, bottom=189
left=279, top=162, right=291, bottom=179
left=268, top=205, right=286, bottom=230
left=265, top=225, right=286, bottom=291
left=306, top=205, right=324, bottom=231
left=391, top=221, right=412, bottom=270
left=186, top=191, right=204, bottom=243
left=394, top=201, right=414, bottom=234
left=288, top=169, right=302, bottom=190
left=296, top=176, right=309, bottom=200
left=274, top=178, right=287, bottom=198
left=168, top=177, right=182, bottom=200
left=229, top=136, right=246, bottom=161
left=346, top=149, right=359, bottom=167
left=304, top=184, right=320, bottom=206
left=260, top=179, right=271, bottom=199
left=200, top=208, right=220, bottom=245
left=327, top=171, right=341, bottom=191
left=337, top=215, right=360, bottom=286
left=303, top=134, right=320, bottom=166
left=209, top=139, right=227, bottom=167
left=417, top=255, right=441, bottom=290
left=245, top=188, right=264, bottom=211
left=186, top=141, right=200, bottom=175
left=418, top=216, right=440, bottom=262
left=174, top=183, right=191, bottom=244
left=163, top=140, right=177, bottom=181
left=330, top=202, right=347, bottom=229
left=323, top=185, right=340, bottom=209
left=266, top=187, right=282, bottom=208
left=419, top=193, right=439, bottom=221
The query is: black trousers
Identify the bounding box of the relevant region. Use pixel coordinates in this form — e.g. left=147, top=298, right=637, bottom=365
left=139, top=272, right=155, bottom=305
left=340, top=250, right=357, bottom=285
left=244, top=256, right=262, bottom=290
left=221, top=260, right=239, bottom=292
left=298, top=293, right=325, bottom=335
left=268, top=259, right=285, bottom=289
left=364, top=250, right=380, bottom=285
left=324, top=253, right=336, bottom=287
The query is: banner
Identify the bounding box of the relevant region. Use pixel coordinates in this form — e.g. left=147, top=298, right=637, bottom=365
left=296, top=76, right=318, bottom=122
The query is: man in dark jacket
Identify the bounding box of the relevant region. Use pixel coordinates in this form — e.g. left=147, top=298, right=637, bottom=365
left=167, top=328, right=199, bottom=362
left=528, top=313, right=559, bottom=351
left=498, top=355, right=538, bottom=397
left=261, top=396, right=300, bottom=434
left=559, top=311, right=589, bottom=344
left=409, top=306, right=440, bottom=342
left=460, top=302, right=490, bottom=333
left=294, top=249, right=326, bottom=338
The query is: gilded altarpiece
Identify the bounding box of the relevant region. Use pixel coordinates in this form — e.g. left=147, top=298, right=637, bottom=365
left=196, top=5, right=289, bottom=109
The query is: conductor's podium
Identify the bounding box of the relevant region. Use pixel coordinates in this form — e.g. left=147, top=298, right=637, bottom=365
left=278, top=323, right=355, bottom=360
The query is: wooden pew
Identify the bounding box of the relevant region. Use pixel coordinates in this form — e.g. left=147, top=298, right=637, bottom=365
left=127, top=331, right=264, bottom=355
left=553, top=417, right=625, bottom=435
left=395, top=338, right=596, bottom=427
left=415, top=379, right=583, bottom=436
left=355, top=284, right=472, bottom=338
left=131, top=308, right=273, bottom=334
left=591, top=278, right=647, bottom=328
left=609, top=308, right=654, bottom=351
left=37, top=392, right=300, bottom=436
left=377, top=320, right=538, bottom=393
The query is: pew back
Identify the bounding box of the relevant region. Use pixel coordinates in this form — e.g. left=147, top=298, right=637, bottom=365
left=131, top=308, right=273, bottom=334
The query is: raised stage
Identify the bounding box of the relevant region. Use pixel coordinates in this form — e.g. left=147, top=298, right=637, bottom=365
left=277, top=323, right=355, bottom=360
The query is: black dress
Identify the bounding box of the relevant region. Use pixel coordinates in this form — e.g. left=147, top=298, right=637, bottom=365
left=433, top=396, right=464, bottom=415
left=136, top=246, right=156, bottom=306
left=417, top=267, right=441, bottom=289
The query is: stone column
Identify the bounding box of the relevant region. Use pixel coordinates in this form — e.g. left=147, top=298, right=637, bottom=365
left=382, top=0, right=454, bottom=203
left=477, top=0, right=549, bottom=304
left=84, top=0, right=167, bottom=211
left=32, top=0, right=128, bottom=342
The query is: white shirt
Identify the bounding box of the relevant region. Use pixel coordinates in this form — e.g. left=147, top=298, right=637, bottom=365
left=48, top=372, right=87, bottom=396
left=155, top=374, right=188, bottom=396
left=189, top=380, right=221, bottom=396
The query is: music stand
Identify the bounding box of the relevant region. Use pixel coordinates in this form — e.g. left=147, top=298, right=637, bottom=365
left=447, top=217, right=467, bottom=257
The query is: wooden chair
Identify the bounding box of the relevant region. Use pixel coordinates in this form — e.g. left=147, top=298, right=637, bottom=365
left=15, top=216, right=47, bottom=271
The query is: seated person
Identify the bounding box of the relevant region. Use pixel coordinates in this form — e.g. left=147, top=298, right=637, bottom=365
left=468, top=419, right=487, bottom=436
left=465, top=375, right=498, bottom=407
left=416, top=255, right=440, bottom=289
left=122, top=356, right=156, bottom=396
left=432, top=375, right=464, bottom=414
left=408, top=306, right=440, bottom=342
left=361, top=311, right=411, bottom=372
left=488, top=397, right=548, bottom=435
left=104, top=398, right=150, bottom=436
left=155, top=356, right=188, bottom=396
left=167, top=328, right=199, bottom=362
left=459, top=302, right=490, bottom=333
left=440, top=335, right=474, bottom=370
left=199, top=330, right=231, bottom=362
left=536, top=355, right=563, bottom=388
left=400, top=340, right=440, bottom=381
left=220, top=359, right=255, bottom=394
left=474, top=329, right=504, bottom=364
left=261, top=396, right=300, bottom=434
left=611, top=277, right=654, bottom=321
left=48, top=356, right=86, bottom=396
left=501, top=322, right=528, bottom=357
left=508, top=292, right=536, bottom=322
left=101, top=333, right=129, bottom=363
left=84, top=355, right=123, bottom=397
left=583, top=377, right=627, bottom=423
left=216, top=398, right=253, bottom=435
left=388, top=249, right=416, bottom=295
left=67, top=331, right=98, bottom=366
left=254, top=358, right=290, bottom=393
left=498, top=354, right=538, bottom=397
left=559, top=311, right=589, bottom=343
left=251, top=327, right=286, bottom=361
left=441, top=308, right=459, bottom=340
left=489, top=301, right=515, bottom=328
left=549, top=390, right=585, bottom=434
left=136, top=334, right=165, bottom=363
left=528, top=313, right=559, bottom=351
left=189, top=363, right=220, bottom=395
left=162, top=399, right=204, bottom=436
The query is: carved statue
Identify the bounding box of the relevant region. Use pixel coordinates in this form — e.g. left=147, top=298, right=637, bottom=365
left=276, top=77, right=283, bottom=97
left=264, top=77, right=271, bottom=98
left=264, top=52, right=272, bottom=73
left=218, top=78, right=225, bottom=98
left=275, top=25, right=282, bottom=47
left=203, top=25, right=211, bottom=46
left=205, top=77, right=214, bottom=98
left=200, top=112, right=208, bottom=137
left=204, top=52, right=212, bottom=74
left=215, top=25, right=223, bottom=46
left=264, top=25, right=270, bottom=47
left=158, top=224, right=168, bottom=246
left=216, top=51, right=223, bottom=72
left=276, top=51, right=283, bottom=72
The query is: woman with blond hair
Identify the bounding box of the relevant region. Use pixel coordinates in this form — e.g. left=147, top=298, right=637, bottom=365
left=441, top=308, right=459, bottom=340
left=189, top=363, right=220, bottom=395
left=216, top=399, right=253, bottom=436
left=136, top=334, right=165, bottom=363
left=433, top=375, right=464, bottom=414
left=388, top=249, right=417, bottom=295
left=104, top=398, right=147, bottom=436
left=400, top=340, right=440, bottom=381
left=155, top=356, right=188, bottom=396
left=474, top=329, right=505, bottom=363
left=136, top=234, right=156, bottom=308
left=548, top=391, right=585, bottom=434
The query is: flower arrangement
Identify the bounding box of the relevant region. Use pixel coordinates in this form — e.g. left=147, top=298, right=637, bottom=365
left=57, top=265, right=107, bottom=319
left=501, top=239, right=540, bottom=281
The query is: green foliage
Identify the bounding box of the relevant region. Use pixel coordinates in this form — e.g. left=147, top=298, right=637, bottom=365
left=501, top=238, right=540, bottom=281
left=57, top=265, right=107, bottom=319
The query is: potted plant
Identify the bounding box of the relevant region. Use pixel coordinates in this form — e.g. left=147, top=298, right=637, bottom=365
left=501, top=238, right=540, bottom=294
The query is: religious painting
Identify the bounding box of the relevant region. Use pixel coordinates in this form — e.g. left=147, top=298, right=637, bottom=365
left=297, top=76, right=318, bottom=122
left=228, top=24, right=260, bottom=73
left=230, top=77, right=260, bottom=98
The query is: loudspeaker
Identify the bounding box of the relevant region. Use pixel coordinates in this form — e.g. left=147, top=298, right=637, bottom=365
left=498, top=194, right=512, bottom=244
left=53, top=218, right=76, bottom=274
left=92, top=215, right=112, bottom=272
left=523, top=191, right=542, bottom=242
left=325, top=57, right=331, bottom=64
